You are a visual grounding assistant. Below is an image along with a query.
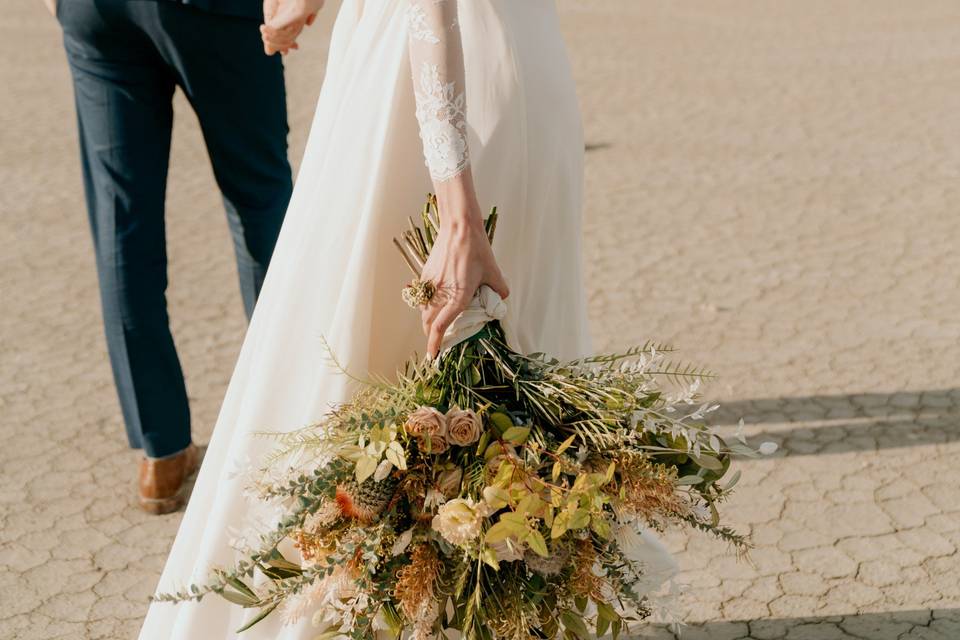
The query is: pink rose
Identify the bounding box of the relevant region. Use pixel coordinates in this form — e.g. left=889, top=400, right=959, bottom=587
left=417, top=434, right=450, bottom=455
left=445, top=408, right=482, bottom=446
left=404, top=406, right=447, bottom=439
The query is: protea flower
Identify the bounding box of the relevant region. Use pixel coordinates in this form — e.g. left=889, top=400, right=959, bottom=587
left=335, top=476, right=398, bottom=524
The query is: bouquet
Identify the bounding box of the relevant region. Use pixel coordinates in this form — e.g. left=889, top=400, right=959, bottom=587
left=155, top=195, right=771, bottom=639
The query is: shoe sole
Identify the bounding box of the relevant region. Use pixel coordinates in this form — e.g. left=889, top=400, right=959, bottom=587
left=138, top=492, right=186, bottom=515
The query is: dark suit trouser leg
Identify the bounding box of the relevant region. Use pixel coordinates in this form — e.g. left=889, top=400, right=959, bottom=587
left=149, top=5, right=293, bottom=319
left=61, top=3, right=190, bottom=458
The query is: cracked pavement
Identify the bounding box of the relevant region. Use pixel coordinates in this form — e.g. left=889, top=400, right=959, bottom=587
left=2, top=1, right=958, bottom=638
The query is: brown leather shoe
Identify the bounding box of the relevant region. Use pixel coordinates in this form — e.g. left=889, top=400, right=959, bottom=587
left=138, top=443, right=200, bottom=515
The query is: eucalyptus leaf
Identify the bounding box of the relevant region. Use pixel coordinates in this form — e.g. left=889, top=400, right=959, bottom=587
left=691, top=453, right=724, bottom=471
left=235, top=602, right=278, bottom=633
left=560, top=610, right=590, bottom=638
left=218, top=588, right=258, bottom=607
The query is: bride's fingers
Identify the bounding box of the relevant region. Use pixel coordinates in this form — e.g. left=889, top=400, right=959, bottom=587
left=484, top=269, right=510, bottom=300
left=418, top=280, right=457, bottom=336
left=427, top=300, right=465, bottom=359
left=429, top=287, right=474, bottom=355
left=421, top=304, right=437, bottom=337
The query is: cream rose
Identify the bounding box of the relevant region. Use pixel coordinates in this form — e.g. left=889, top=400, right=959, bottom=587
left=431, top=497, right=490, bottom=546
left=445, top=408, right=482, bottom=446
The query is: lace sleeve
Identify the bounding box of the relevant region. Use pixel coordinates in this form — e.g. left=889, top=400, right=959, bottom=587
left=406, top=0, right=470, bottom=184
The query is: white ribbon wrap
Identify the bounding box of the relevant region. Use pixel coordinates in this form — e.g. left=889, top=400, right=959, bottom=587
left=439, top=285, right=508, bottom=354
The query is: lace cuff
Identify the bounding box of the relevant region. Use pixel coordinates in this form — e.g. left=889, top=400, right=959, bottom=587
left=406, top=0, right=470, bottom=183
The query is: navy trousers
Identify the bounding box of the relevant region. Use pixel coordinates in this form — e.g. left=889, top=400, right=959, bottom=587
left=59, top=0, right=293, bottom=458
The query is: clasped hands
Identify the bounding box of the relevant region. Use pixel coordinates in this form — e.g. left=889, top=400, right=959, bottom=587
left=261, top=0, right=326, bottom=55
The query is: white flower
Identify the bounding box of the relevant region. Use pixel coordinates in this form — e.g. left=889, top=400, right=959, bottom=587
left=432, top=497, right=489, bottom=546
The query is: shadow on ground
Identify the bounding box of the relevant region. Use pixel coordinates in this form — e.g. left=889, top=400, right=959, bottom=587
left=706, top=389, right=959, bottom=457
left=646, top=608, right=959, bottom=639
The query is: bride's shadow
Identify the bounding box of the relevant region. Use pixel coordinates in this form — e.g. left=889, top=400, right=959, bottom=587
left=706, top=388, right=959, bottom=457
left=638, top=608, right=957, bottom=639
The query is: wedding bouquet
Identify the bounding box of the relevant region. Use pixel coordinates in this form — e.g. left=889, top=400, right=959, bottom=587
left=156, top=195, right=770, bottom=639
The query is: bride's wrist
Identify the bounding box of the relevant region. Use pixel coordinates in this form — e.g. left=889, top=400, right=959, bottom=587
left=434, top=172, right=484, bottom=233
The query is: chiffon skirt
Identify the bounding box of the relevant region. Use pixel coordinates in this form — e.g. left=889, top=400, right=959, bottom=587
left=139, top=0, right=596, bottom=637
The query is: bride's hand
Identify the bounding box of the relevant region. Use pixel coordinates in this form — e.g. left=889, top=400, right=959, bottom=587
left=260, top=0, right=324, bottom=56
left=420, top=176, right=510, bottom=359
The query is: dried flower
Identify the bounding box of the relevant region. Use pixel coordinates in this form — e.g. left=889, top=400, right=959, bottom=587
left=394, top=544, right=443, bottom=622
left=613, top=454, right=690, bottom=524
left=523, top=545, right=567, bottom=576
left=280, top=564, right=357, bottom=625
left=569, top=539, right=606, bottom=601
left=445, top=407, right=482, bottom=446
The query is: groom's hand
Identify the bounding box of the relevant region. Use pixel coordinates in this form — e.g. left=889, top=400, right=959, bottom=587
left=261, top=0, right=325, bottom=56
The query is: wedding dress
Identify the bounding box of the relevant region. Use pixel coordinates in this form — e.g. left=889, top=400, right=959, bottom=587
left=139, top=1, right=673, bottom=637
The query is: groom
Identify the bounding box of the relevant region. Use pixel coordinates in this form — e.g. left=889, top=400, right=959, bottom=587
left=50, top=0, right=319, bottom=514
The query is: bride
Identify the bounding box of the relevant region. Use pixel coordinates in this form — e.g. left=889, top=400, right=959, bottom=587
left=140, top=0, right=674, bottom=637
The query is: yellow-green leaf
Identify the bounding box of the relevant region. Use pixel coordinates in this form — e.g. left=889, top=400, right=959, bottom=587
left=527, top=530, right=549, bottom=557
left=568, top=509, right=590, bottom=530
left=476, top=430, right=491, bottom=456
left=551, top=510, right=569, bottom=539
left=354, top=455, right=378, bottom=483
left=489, top=412, right=514, bottom=435
left=480, top=545, right=500, bottom=570
left=556, top=434, right=576, bottom=455
left=485, top=521, right=513, bottom=543
left=605, top=461, right=616, bottom=482
left=502, top=426, right=530, bottom=445
left=482, top=486, right=510, bottom=510
left=590, top=516, right=611, bottom=539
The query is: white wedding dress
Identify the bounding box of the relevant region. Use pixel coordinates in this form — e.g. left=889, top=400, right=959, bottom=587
left=139, top=1, right=673, bottom=638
